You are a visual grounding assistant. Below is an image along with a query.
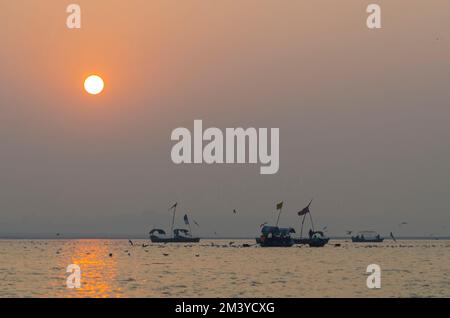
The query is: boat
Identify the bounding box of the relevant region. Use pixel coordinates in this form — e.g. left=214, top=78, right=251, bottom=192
left=256, top=202, right=295, bottom=247
left=150, top=228, right=200, bottom=243
left=293, top=200, right=329, bottom=247
left=351, top=231, right=384, bottom=243
left=293, top=230, right=329, bottom=247
left=256, top=226, right=295, bottom=247
left=149, top=203, right=200, bottom=243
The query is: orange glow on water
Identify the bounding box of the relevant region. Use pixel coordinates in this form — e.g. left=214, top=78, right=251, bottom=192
left=64, top=240, right=121, bottom=298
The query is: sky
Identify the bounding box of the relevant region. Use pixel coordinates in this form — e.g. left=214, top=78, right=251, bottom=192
left=0, top=1, right=449, bottom=237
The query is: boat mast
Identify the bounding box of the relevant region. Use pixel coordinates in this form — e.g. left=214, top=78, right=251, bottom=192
left=275, top=202, right=283, bottom=227
left=299, top=199, right=314, bottom=237
left=308, top=212, right=315, bottom=232
left=170, top=204, right=177, bottom=238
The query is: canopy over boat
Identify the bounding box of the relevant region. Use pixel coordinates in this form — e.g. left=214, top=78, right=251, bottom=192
left=261, top=226, right=295, bottom=236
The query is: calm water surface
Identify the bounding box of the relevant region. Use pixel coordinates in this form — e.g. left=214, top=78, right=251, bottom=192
left=0, top=239, right=448, bottom=297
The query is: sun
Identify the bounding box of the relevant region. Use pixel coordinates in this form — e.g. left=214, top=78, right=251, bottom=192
left=84, top=75, right=104, bottom=95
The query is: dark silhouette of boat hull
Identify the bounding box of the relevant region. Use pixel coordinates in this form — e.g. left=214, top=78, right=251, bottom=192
left=293, top=238, right=310, bottom=245
left=351, top=237, right=383, bottom=243
left=255, top=237, right=294, bottom=247
left=150, top=235, right=200, bottom=243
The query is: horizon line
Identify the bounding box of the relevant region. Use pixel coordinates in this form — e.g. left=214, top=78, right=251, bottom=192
left=0, top=235, right=449, bottom=240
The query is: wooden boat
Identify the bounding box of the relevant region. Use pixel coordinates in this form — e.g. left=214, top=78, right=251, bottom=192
left=149, top=203, right=200, bottom=243
left=256, top=226, right=295, bottom=247
left=293, top=200, right=329, bottom=247
left=150, top=228, right=200, bottom=243
left=351, top=231, right=383, bottom=243
left=293, top=231, right=329, bottom=247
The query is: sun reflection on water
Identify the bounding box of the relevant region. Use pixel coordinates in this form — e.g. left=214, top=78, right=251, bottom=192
left=60, top=240, right=122, bottom=298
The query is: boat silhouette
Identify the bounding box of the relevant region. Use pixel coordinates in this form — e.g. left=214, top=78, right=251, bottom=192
left=351, top=231, right=383, bottom=243
left=256, top=202, right=295, bottom=247
left=256, top=226, right=295, bottom=247
left=150, top=228, right=200, bottom=243
left=149, top=203, right=200, bottom=243
left=294, top=230, right=329, bottom=247
left=293, top=200, right=329, bottom=247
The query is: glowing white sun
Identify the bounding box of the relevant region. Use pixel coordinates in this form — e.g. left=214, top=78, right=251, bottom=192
left=84, top=75, right=104, bottom=95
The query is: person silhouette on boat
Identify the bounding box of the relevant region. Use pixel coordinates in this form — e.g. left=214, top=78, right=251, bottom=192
left=308, top=229, right=313, bottom=238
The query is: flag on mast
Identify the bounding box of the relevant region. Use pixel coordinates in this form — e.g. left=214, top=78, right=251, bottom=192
left=276, top=202, right=283, bottom=210
left=169, top=202, right=178, bottom=210
left=298, top=199, right=313, bottom=216
left=275, top=202, right=283, bottom=226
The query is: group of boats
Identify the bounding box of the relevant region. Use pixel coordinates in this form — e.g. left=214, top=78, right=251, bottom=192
left=255, top=227, right=330, bottom=247
left=149, top=201, right=384, bottom=247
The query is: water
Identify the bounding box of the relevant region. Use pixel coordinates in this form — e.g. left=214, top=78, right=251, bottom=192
left=0, top=239, right=448, bottom=297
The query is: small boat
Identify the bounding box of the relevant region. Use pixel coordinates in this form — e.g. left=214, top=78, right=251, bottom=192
left=351, top=231, right=384, bottom=243
left=149, top=203, right=200, bottom=243
left=293, top=230, right=329, bottom=247
left=293, top=200, right=329, bottom=247
left=256, top=226, right=295, bottom=247
left=150, top=228, right=200, bottom=243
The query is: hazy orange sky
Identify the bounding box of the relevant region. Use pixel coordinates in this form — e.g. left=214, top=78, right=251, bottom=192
left=0, top=1, right=449, bottom=237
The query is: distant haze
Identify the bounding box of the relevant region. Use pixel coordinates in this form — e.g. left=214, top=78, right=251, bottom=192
left=1, top=1, right=449, bottom=237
